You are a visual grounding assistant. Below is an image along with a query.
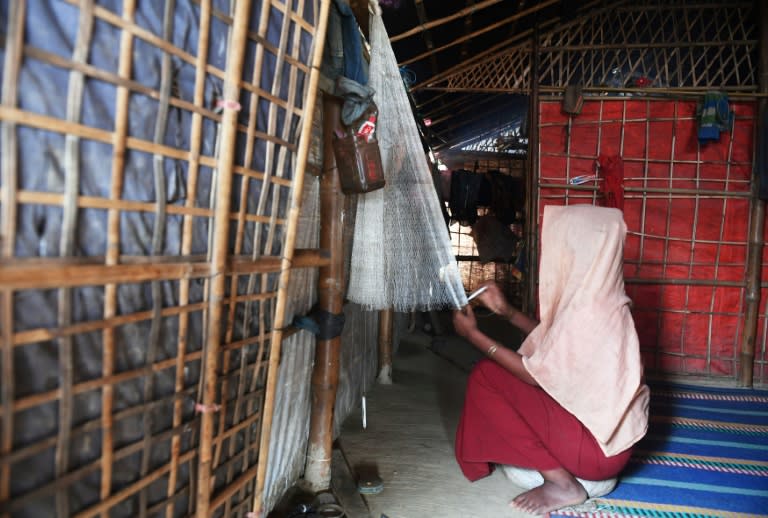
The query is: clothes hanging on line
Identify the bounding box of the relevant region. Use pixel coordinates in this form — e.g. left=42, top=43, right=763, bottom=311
left=321, top=0, right=368, bottom=85
left=597, top=154, right=625, bottom=211
left=448, top=169, right=484, bottom=226
left=487, top=171, right=524, bottom=225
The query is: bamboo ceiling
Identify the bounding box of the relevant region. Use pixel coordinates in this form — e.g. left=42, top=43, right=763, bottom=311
left=386, top=0, right=759, bottom=153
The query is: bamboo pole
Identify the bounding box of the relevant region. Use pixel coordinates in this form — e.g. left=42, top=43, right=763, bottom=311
left=739, top=0, right=767, bottom=387
left=389, top=0, right=505, bottom=43
left=0, top=2, right=25, bottom=513
left=525, top=26, right=540, bottom=314
left=101, top=0, right=136, bottom=510
left=251, top=0, right=332, bottom=513
left=12, top=300, right=206, bottom=347
left=195, top=0, right=251, bottom=515
left=410, top=16, right=561, bottom=92
left=0, top=250, right=329, bottom=290
left=303, top=94, right=345, bottom=493
left=226, top=0, right=307, bottom=507
left=139, top=1, right=175, bottom=514
left=412, top=0, right=440, bottom=78
left=398, top=0, right=559, bottom=67
left=224, top=6, right=300, bottom=502
left=377, top=308, right=394, bottom=384
left=214, top=0, right=273, bottom=485
left=0, top=261, right=210, bottom=289
left=56, top=5, right=95, bottom=514
left=167, top=1, right=211, bottom=514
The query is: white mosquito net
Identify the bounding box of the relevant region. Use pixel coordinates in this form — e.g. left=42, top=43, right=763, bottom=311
left=347, top=11, right=467, bottom=312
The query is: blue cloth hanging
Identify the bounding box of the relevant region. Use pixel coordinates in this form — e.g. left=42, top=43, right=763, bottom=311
left=697, top=91, right=734, bottom=144
left=322, top=0, right=367, bottom=85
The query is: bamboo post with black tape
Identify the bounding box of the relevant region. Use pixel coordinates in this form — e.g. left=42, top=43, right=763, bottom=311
left=304, top=94, right=346, bottom=491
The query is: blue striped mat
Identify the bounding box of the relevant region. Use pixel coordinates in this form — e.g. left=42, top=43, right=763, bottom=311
left=554, top=382, right=768, bottom=517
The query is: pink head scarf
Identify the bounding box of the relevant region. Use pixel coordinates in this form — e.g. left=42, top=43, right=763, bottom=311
left=519, top=205, right=649, bottom=456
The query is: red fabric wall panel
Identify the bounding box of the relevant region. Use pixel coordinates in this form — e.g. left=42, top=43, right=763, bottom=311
left=538, top=98, right=758, bottom=380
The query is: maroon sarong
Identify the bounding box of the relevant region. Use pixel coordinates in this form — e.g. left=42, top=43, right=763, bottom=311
left=455, top=359, right=632, bottom=482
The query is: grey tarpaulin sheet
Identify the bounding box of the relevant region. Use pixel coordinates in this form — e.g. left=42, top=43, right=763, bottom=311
left=0, top=0, right=315, bottom=516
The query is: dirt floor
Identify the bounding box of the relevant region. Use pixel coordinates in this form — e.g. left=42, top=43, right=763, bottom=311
left=334, top=310, right=536, bottom=518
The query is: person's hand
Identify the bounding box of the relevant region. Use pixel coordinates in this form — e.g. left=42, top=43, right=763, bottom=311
left=452, top=305, right=478, bottom=339
left=476, top=281, right=512, bottom=317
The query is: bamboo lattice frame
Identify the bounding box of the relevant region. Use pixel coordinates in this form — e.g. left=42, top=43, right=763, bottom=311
left=0, top=1, right=329, bottom=516
left=419, top=0, right=758, bottom=94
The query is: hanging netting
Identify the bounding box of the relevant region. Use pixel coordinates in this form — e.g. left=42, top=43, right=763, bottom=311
left=347, top=12, right=467, bottom=312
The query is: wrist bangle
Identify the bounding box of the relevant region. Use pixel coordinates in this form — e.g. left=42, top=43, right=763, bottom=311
left=486, top=344, right=499, bottom=357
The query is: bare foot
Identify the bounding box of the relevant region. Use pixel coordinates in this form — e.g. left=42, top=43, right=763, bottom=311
left=509, top=469, right=587, bottom=515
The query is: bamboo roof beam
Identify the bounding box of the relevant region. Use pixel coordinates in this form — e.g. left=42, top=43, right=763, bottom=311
left=411, top=0, right=602, bottom=91
left=427, top=94, right=506, bottom=127
left=413, top=0, right=440, bottom=79
left=389, top=0, right=505, bottom=43
left=409, top=0, right=605, bottom=92
left=398, top=0, right=559, bottom=67
left=415, top=91, right=450, bottom=109
left=430, top=103, right=515, bottom=147
left=423, top=91, right=505, bottom=120
left=459, top=0, right=476, bottom=60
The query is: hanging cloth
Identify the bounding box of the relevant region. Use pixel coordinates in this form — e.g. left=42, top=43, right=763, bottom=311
left=321, top=0, right=368, bottom=85
left=597, top=154, right=624, bottom=211
left=334, top=76, right=375, bottom=127
left=448, top=169, right=483, bottom=226
left=488, top=171, right=524, bottom=225
left=697, top=91, right=734, bottom=144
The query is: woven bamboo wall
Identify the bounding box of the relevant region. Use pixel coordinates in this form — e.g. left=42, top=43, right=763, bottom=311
left=538, top=97, right=762, bottom=383
left=0, top=1, right=334, bottom=516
